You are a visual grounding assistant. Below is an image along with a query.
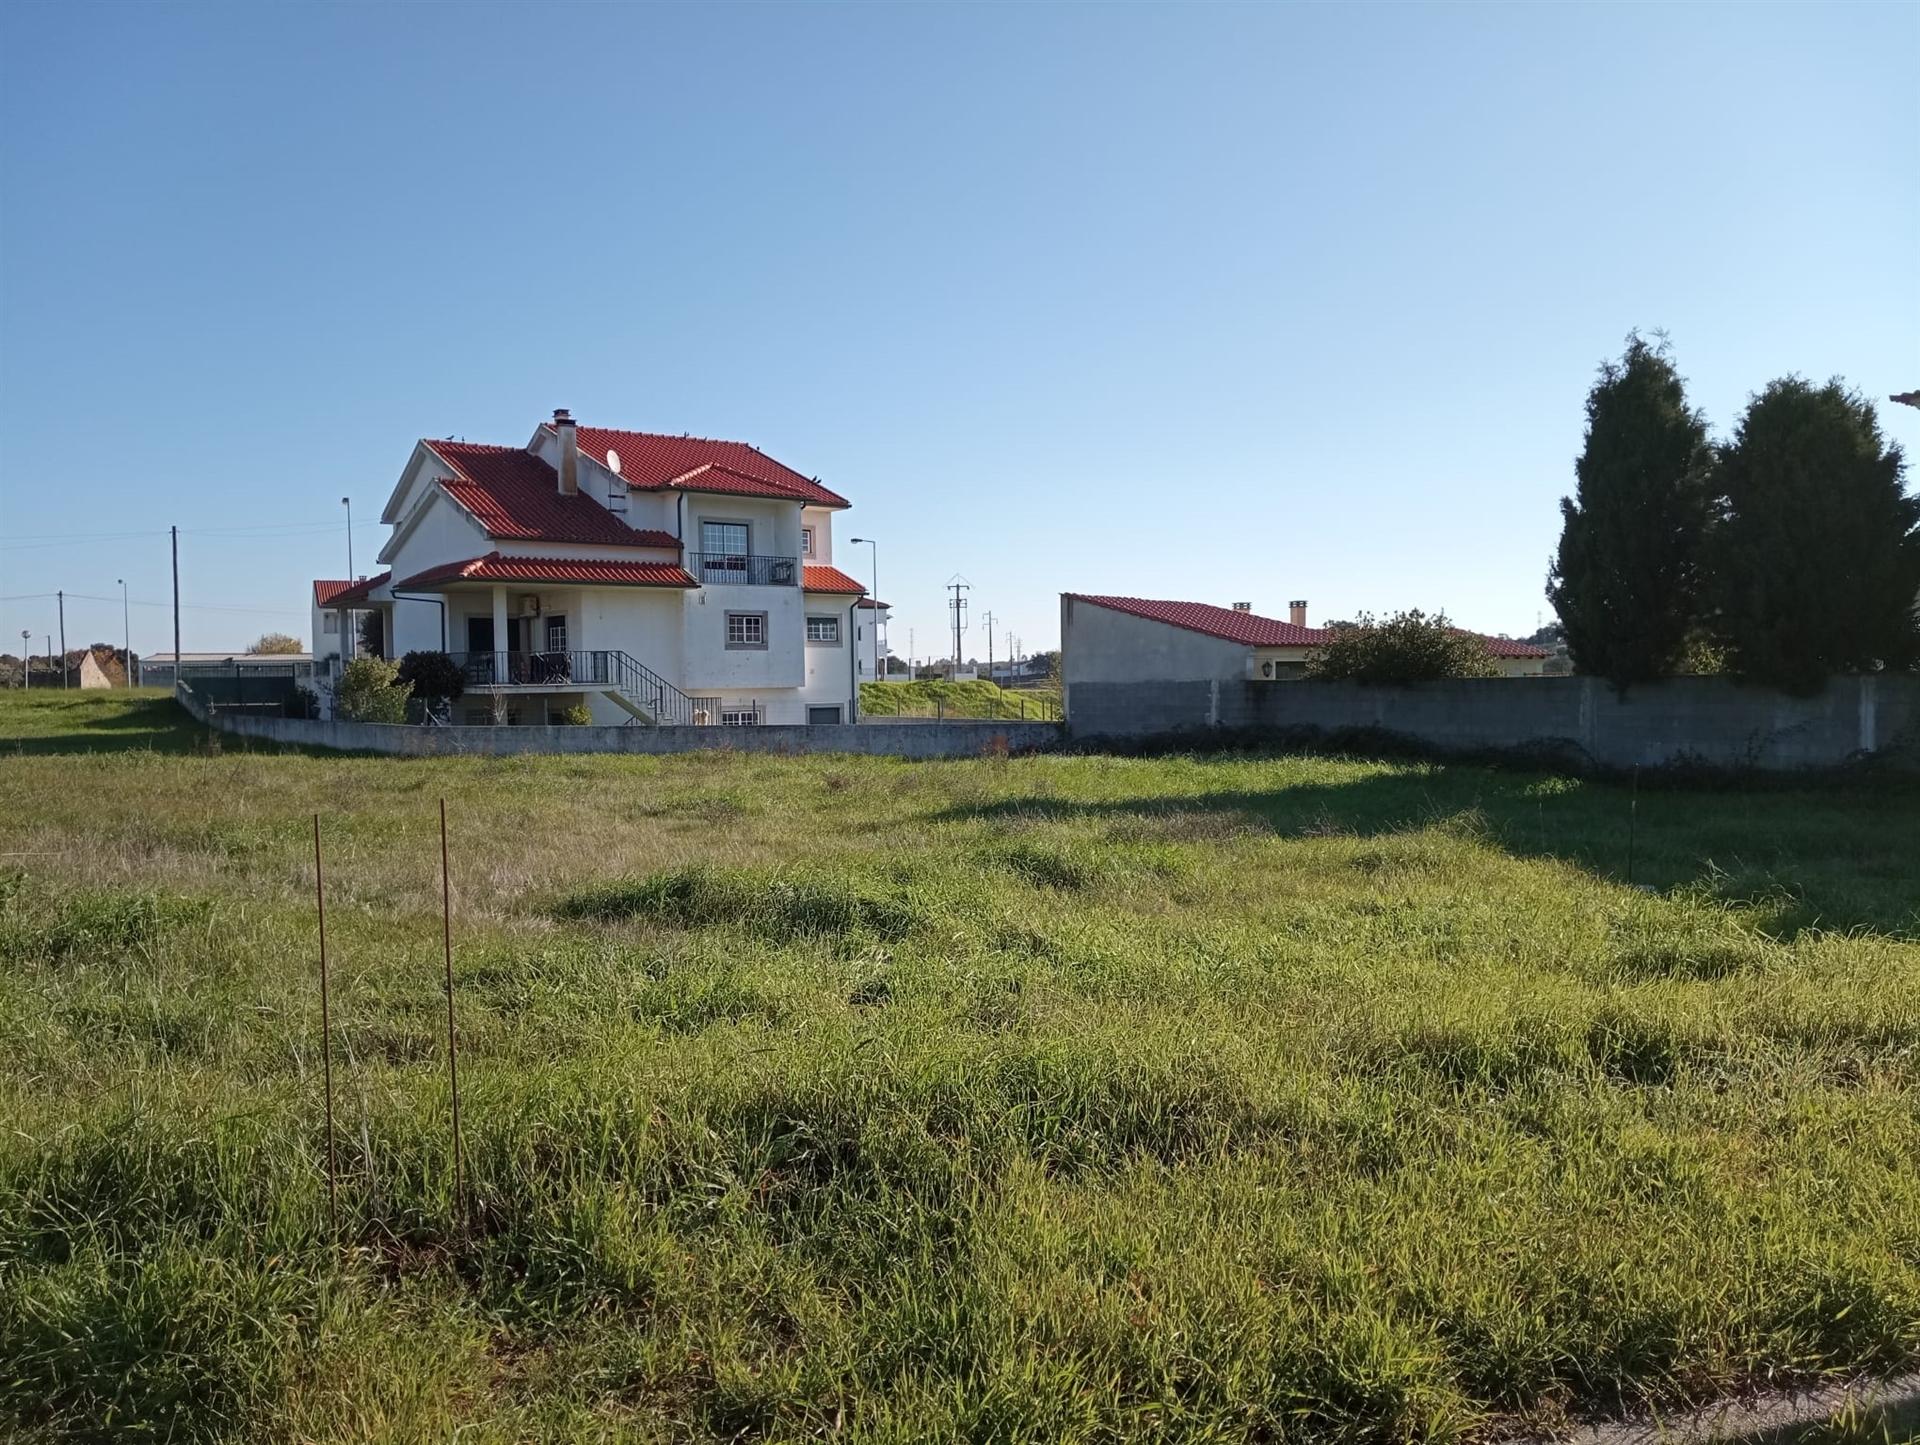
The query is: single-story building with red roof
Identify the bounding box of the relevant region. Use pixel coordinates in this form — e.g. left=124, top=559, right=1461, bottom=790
left=1060, top=594, right=1548, bottom=728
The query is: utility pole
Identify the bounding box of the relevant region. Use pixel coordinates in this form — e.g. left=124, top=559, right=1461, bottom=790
left=171, top=526, right=181, bottom=678
left=119, top=579, right=131, bottom=687
left=947, top=576, right=970, bottom=671
left=907, top=628, right=914, bottom=683
left=343, top=497, right=354, bottom=579
left=57, top=590, right=67, bottom=689
left=984, top=611, right=996, bottom=683
left=19, top=630, right=29, bottom=690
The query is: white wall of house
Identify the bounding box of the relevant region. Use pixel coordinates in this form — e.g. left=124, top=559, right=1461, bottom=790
left=390, top=492, right=491, bottom=570
left=801, top=506, right=834, bottom=565
left=799, top=594, right=860, bottom=722
left=684, top=494, right=804, bottom=562
left=310, top=600, right=344, bottom=668
left=680, top=584, right=805, bottom=693
left=575, top=589, right=684, bottom=675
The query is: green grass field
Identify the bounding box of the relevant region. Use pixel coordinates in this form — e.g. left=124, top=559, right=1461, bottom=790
left=860, top=678, right=1061, bottom=720
left=2, top=689, right=1917, bottom=1443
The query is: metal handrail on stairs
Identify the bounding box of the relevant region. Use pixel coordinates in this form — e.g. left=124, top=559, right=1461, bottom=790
left=446, top=649, right=703, bottom=726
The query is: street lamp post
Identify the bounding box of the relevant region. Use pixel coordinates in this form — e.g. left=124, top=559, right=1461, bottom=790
left=342, top=497, right=354, bottom=579
left=19, top=630, right=28, bottom=690
left=849, top=537, right=879, bottom=683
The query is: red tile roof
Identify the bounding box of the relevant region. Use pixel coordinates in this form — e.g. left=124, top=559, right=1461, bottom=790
left=394, top=553, right=697, bottom=591
left=1068, top=595, right=1548, bottom=658
left=560, top=426, right=850, bottom=508
left=802, top=564, right=868, bottom=594
left=1072, top=595, right=1329, bottom=647
left=1473, top=634, right=1552, bottom=660
left=318, top=572, right=391, bottom=607
left=423, top=440, right=682, bottom=548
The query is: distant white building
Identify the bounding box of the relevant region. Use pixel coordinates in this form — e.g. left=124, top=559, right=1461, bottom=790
left=310, top=410, right=887, bottom=725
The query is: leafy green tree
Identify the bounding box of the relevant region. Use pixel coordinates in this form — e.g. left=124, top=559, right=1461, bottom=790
left=1705, top=378, right=1920, bottom=693
left=1305, top=610, right=1499, bottom=683
left=334, top=656, right=412, bottom=723
left=1547, top=334, right=1714, bottom=688
left=248, top=632, right=303, bottom=655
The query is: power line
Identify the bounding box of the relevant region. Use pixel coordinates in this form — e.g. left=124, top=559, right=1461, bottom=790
left=1, top=520, right=383, bottom=552
left=0, top=590, right=302, bottom=617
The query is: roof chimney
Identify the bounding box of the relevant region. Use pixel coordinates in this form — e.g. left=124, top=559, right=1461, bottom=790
left=554, top=408, right=578, bottom=496
left=1231, top=601, right=1252, bottom=613
left=1289, top=599, right=1307, bottom=627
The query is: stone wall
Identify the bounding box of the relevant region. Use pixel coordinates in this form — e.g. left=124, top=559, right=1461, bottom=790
left=1066, top=674, right=1920, bottom=771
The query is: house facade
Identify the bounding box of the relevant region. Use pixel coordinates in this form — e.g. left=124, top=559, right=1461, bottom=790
left=311, top=410, right=887, bottom=725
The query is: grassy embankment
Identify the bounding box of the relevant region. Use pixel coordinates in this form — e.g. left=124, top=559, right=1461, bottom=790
left=1, top=687, right=1917, bottom=1442
left=859, top=678, right=1060, bottom=720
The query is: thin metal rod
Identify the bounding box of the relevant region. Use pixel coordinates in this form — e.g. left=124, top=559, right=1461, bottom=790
left=440, top=798, right=464, bottom=1225
left=1625, top=766, right=1640, bottom=886
left=313, top=814, right=338, bottom=1240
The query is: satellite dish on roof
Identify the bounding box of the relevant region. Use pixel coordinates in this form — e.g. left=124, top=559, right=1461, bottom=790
left=606, top=449, right=622, bottom=475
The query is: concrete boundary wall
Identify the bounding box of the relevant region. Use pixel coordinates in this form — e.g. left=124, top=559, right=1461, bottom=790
left=1066, top=674, right=1920, bottom=772
left=177, top=685, right=1060, bottom=759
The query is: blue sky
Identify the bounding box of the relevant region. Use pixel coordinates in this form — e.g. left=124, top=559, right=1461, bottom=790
left=2, top=2, right=1915, bottom=662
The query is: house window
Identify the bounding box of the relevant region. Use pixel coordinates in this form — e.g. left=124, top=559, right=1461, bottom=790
left=807, top=705, right=842, bottom=725
left=725, top=612, right=768, bottom=649
left=801, top=526, right=814, bottom=557
left=721, top=705, right=762, bottom=726
left=545, top=615, right=568, bottom=653
left=323, top=614, right=338, bottom=635
left=701, top=520, right=748, bottom=556
left=805, top=615, right=840, bottom=644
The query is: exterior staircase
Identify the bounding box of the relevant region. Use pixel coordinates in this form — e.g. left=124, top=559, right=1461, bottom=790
left=451, top=649, right=702, bottom=726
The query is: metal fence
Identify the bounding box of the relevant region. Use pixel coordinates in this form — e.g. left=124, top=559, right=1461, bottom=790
left=173, top=662, right=308, bottom=714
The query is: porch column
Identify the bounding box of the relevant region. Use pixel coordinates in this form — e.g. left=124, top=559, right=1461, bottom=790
left=491, top=587, right=509, bottom=665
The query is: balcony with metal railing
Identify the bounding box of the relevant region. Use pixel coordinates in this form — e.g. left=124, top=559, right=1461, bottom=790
left=686, top=552, right=799, bottom=586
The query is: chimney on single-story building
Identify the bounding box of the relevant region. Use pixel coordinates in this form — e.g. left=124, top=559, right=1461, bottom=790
left=554, top=408, right=579, bottom=496
left=1289, top=600, right=1307, bottom=627
left=1231, top=602, right=1252, bottom=613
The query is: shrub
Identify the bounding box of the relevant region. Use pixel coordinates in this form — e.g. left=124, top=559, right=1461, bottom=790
left=396, top=650, right=465, bottom=703
left=554, top=703, right=593, bottom=726
left=1306, top=610, right=1500, bottom=683
left=333, top=656, right=411, bottom=723
left=284, top=685, right=320, bottom=720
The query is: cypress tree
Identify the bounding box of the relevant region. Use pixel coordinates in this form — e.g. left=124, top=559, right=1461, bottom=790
left=1547, top=335, right=1713, bottom=688
left=1706, top=378, right=1920, bottom=694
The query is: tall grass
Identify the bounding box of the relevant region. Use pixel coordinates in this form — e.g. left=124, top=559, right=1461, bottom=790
left=1, top=690, right=1917, bottom=1441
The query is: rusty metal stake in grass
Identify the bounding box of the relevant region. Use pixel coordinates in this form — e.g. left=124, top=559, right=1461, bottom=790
left=1625, top=766, right=1640, bottom=886
left=312, top=814, right=338, bottom=1240
left=439, top=798, right=465, bottom=1228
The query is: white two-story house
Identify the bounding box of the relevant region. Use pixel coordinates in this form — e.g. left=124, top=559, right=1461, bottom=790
left=310, top=410, right=888, bottom=725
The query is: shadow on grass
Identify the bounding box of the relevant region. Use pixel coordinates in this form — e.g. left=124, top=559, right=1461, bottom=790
left=941, top=766, right=1920, bottom=939
left=1, top=695, right=207, bottom=756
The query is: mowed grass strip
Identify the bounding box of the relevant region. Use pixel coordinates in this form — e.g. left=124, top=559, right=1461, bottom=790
left=0, top=689, right=1917, bottom=1443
